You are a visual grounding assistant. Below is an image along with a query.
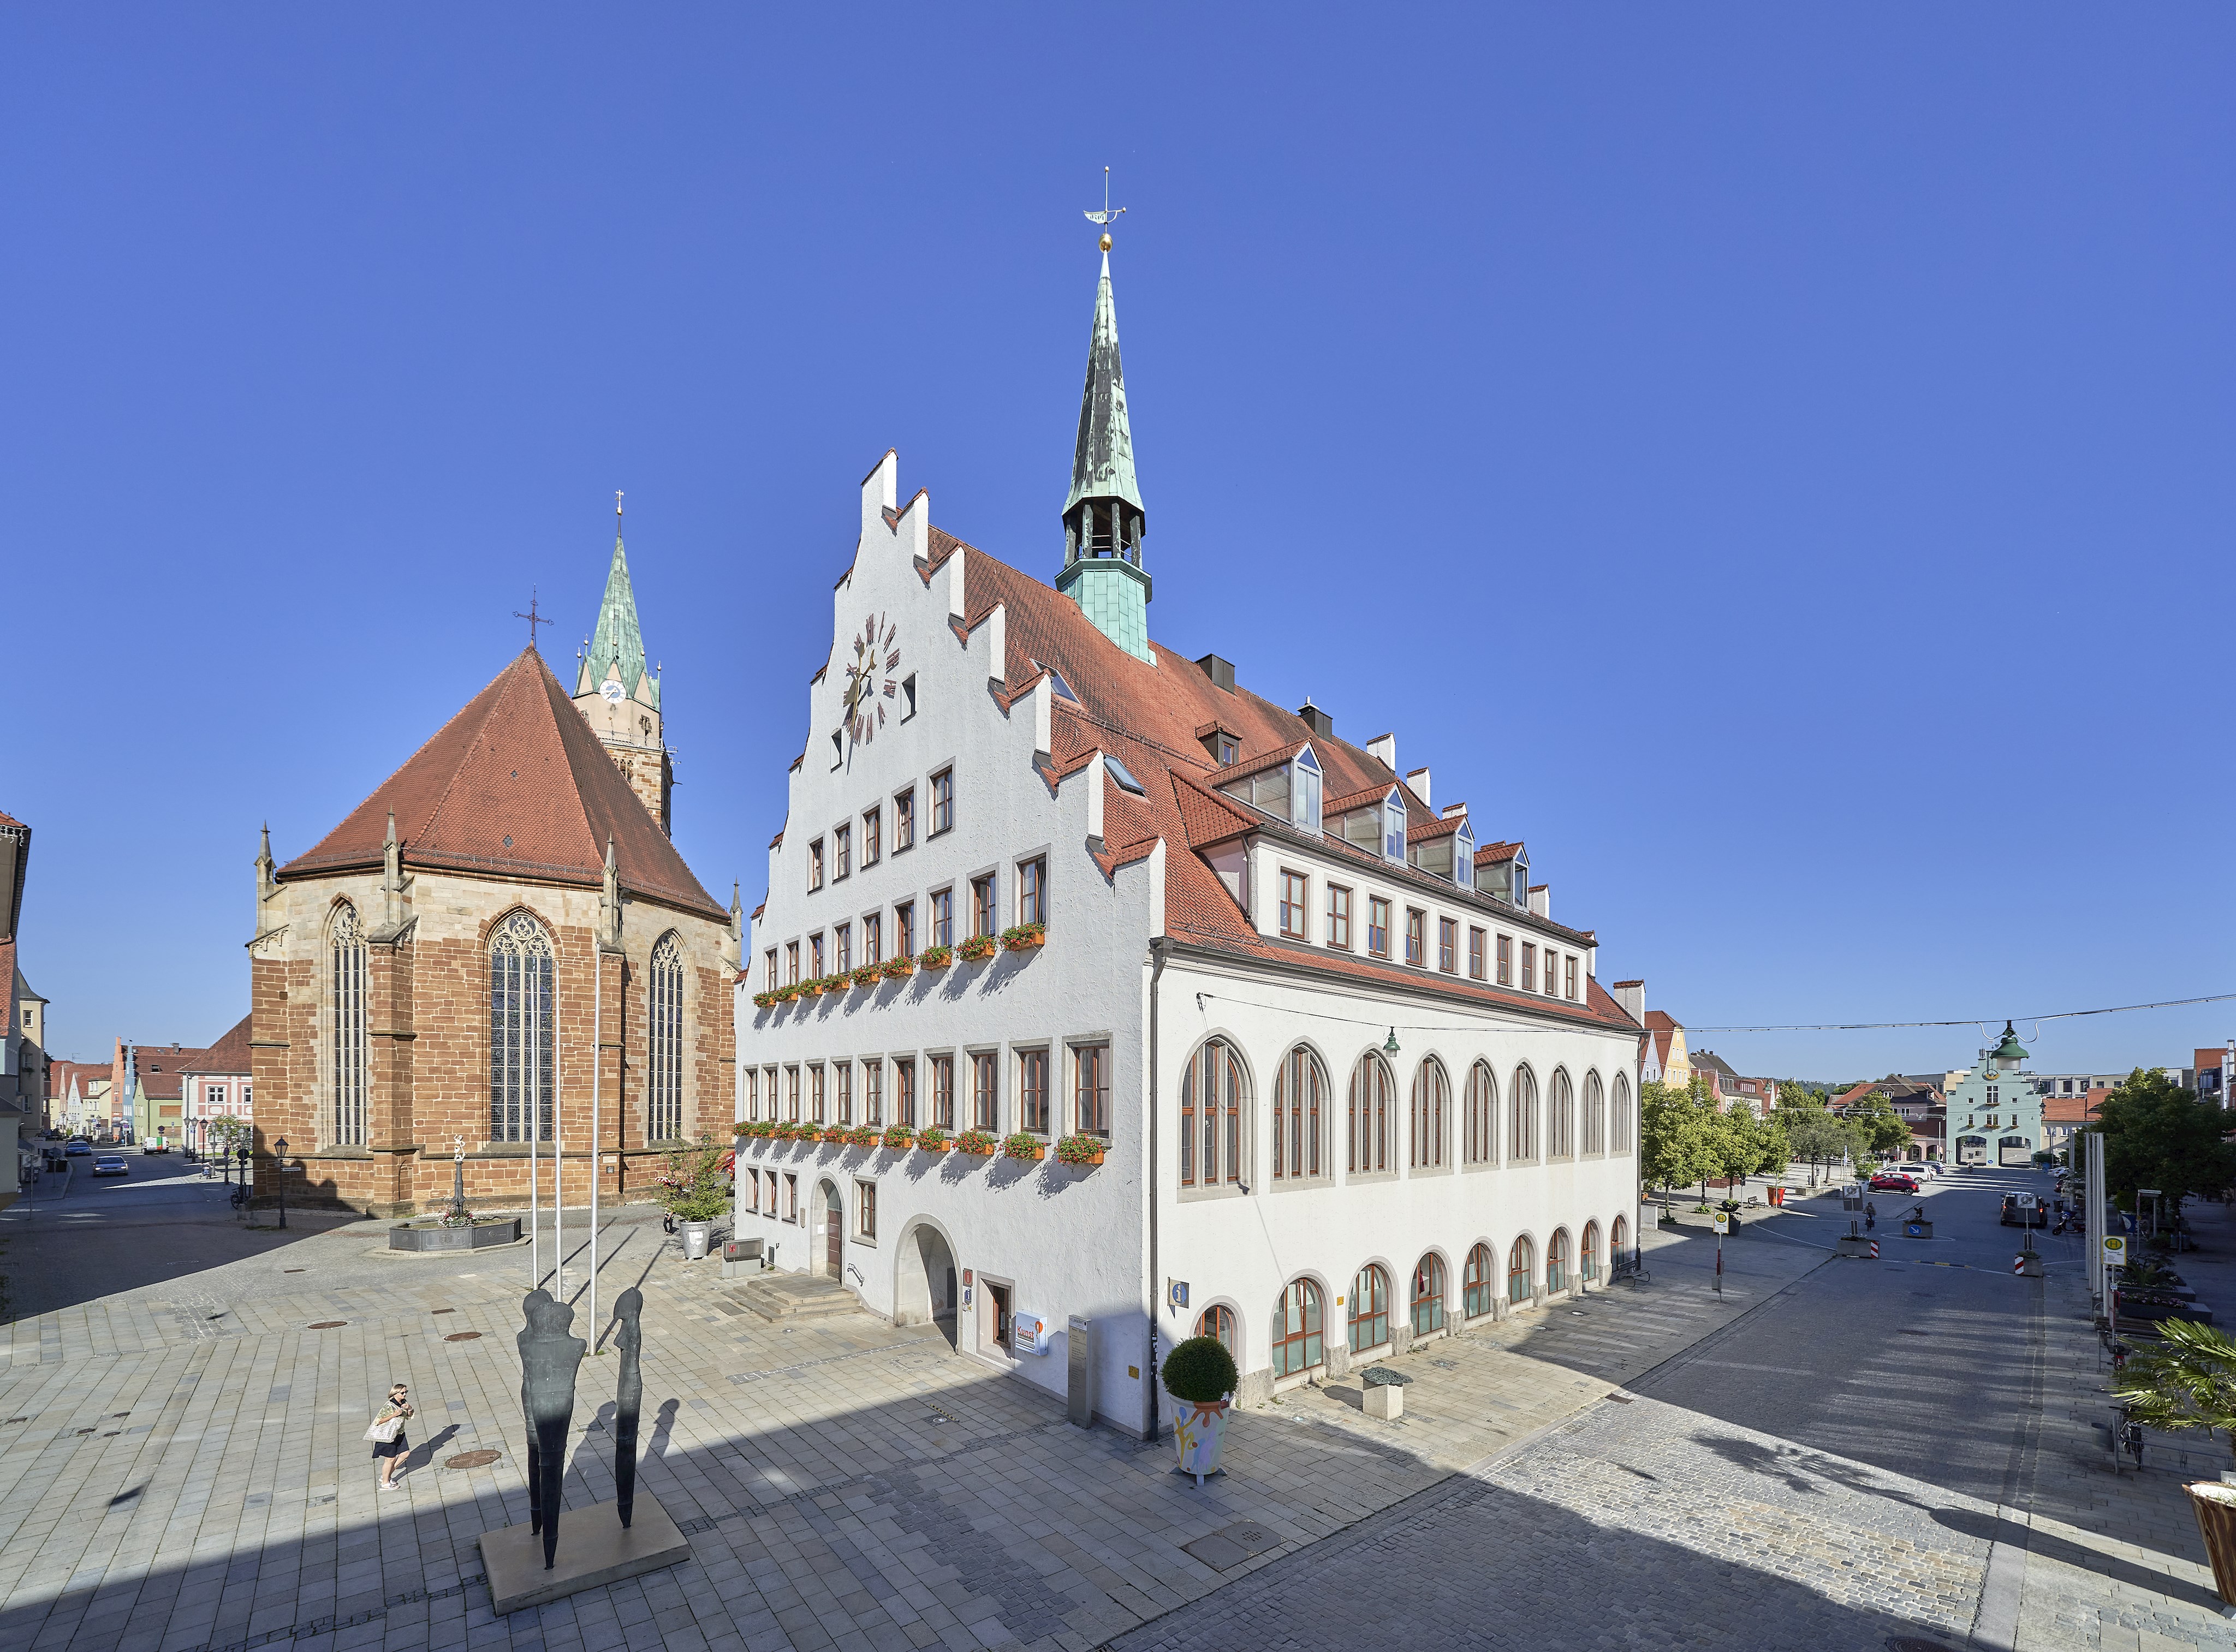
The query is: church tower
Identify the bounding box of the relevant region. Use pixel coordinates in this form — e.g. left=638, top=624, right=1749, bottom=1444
left=1054, top=237, right=1152, bottom=663
left=573, top=497, right=675, bottom=833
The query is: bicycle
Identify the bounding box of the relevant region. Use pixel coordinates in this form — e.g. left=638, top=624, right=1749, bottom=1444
left=229, top=1184, right=250, bottom=1213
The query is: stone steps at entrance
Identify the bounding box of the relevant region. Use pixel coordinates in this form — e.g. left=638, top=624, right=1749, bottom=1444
left=727, top=1273, right=867, bottom=1323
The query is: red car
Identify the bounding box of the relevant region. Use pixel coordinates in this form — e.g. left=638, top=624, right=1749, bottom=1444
left=1869, top=1173, right=1920, bottom=1193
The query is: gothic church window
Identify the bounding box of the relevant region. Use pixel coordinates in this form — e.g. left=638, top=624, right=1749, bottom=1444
left=647, top=932, right=685, bottom=1143
left=489, top=911, right=555, bottom=1145
left=329, top=903, right=367, bottom=1147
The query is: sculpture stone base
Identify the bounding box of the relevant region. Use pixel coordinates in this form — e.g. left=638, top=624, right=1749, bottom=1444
left=478, top=1493, right=689, bottom=1614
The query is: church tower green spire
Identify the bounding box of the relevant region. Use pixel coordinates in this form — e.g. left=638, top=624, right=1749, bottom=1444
left=1055, top=234, right=1152, bottom=663
left=573, top=492, right=674, bottom=833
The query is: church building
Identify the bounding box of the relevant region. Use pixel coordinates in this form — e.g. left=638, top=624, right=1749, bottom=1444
left=734, top=236, right=1646, bottom=1433
left=249, top=512, right=738, bottom=1214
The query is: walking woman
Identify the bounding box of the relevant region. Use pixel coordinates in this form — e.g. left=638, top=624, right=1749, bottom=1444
left=366, top=1382, right=415, bottom=1490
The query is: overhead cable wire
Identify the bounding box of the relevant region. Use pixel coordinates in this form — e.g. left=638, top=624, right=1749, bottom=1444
left=1685, top=990, right=2236, bottom=1035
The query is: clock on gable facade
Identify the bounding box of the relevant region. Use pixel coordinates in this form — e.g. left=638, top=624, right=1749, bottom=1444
left=841, top=612, right=901, bottom=747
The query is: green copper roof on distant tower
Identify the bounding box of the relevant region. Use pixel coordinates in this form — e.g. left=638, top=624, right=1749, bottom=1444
left=586, top=518, right=656, bottom=708
left=1063, top=251, right=1144, bottom=522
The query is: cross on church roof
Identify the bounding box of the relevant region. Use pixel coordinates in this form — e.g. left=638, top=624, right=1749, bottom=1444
left=513, top=589, right=552, bottom=649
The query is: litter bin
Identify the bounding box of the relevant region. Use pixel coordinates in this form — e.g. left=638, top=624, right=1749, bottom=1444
left=1768, top=1186, right=1787, bottom=1208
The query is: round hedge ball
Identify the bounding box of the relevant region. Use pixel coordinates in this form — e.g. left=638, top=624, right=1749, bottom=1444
left=1161, top=1334, right=1239, bottom=1404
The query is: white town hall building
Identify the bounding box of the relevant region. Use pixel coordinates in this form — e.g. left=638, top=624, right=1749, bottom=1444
left=734, top=240, right=1645, bottom=1435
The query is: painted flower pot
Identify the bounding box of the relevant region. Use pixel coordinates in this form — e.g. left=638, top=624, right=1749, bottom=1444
left=2190, top=1483, right=2236, bottom=1608
left=679, top=1220, right=713, bottom=1261
left=1173, top=1398, right=1230, bottom=1486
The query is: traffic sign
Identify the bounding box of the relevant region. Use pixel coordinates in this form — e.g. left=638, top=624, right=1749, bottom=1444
left=1712, top=1211, right=1729, bottom=1234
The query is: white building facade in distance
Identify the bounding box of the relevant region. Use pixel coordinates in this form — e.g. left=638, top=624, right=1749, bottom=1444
left=734, top=243, right=1645, bottom=1435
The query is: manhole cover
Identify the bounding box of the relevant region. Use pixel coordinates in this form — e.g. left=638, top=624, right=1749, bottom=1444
left=307, top=1321, right=347, bottom=1330
left=443, top=1331, right=483, bottom=1342
left=447, top=1450, right=502, bottom=1469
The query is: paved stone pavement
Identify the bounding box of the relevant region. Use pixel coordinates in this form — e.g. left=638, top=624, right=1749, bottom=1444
left=0, top=1204, right=1818, bottom=1652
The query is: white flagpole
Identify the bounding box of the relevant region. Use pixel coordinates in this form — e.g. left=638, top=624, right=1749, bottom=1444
left=554, top=958, right=564, bottom=1299
left=590, top=943, right=602, bottom=1342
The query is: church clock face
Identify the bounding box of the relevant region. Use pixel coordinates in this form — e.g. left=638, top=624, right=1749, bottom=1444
left=841, top=612, right=900, bottom=747
left=600, top=681, right=624, bottom=703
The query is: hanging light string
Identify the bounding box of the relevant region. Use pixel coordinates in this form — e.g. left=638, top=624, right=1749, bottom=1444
left=1190, top=988, right=2236, bottom=1044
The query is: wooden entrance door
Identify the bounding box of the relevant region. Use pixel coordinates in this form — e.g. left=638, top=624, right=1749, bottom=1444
left=824, top=1184, right=842, bottom=1277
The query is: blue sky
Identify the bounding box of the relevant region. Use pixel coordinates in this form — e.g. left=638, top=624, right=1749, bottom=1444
left=7, top=8, right=2231, bottom=1082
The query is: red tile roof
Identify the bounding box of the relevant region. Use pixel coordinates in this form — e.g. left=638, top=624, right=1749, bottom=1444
left=133, top=1042, right=213, bottom=1101
left=179, top=1015, right=253, bottom=1077
left=908, top=531, right=1632, bottom=1033
left=280, top=648, right=723, bottom=921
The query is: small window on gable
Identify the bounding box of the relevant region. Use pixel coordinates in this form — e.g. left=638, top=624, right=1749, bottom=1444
left=1216, top=735, right=1239, bottom=765
left=1292, top=746, right=1323, bottom=834
left=1382, top=789, right=1406, bottom=864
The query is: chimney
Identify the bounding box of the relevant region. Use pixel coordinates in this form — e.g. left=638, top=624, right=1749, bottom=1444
left=1296, top=700, right=1334, bottom=739
left=1405, top=767, right=1431, bottom=809
left=1611, top=980, right=1645, bottom=1025
left=1366, top=732, right=1396, bottom=772
left=1195, top=653, right=1236, bottom=694
left=1528, top=883, right=1549, bottom=920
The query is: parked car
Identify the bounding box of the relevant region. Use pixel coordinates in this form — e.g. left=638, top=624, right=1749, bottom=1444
left=1869, top=1173, right=1920, bottom=1193
left=91, top=1156, right=130, bottom=1177
left=65, top=1141, right=92, bottom=1156
left=141, top=1141, right=168, bottom=1154
left=2001, top=1193, right=2048, bottom=1227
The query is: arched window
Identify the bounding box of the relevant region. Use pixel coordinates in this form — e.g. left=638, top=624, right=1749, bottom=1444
left=328, top=903, right=367, bottom=1147
left=1464, top=1061, right=1497, bottom=1165
left=1510, top=1066, right=1538, bottom=1162
left=1462, top=1243, right=1497, bottom=1318
left=1271, top=1279, right=1323, bottom=1377
left=1411, top=1254, right=1446, bottom=1337
left=1409, top=1059, right=1448, bottom=1170
left=1196, top=1304, right=1237, bottom=1357
left=1547, top=1228, right=1571, bottom=1293
left=1507, top=1236, right=1536, bottom=1304
left=1348, top=1053, right=1394, bottom=1174
left=1349, top=1264, right=1391, bottom=1353
left=1611, top=1214, right=1630, bottom=1269
left=1582, top=1221, right=1602, bottom=1282
left=647, top=932, right=685, bottom=1143
left=489, top=911, right=556, bottom=1144
left=1583, top=1072, right=1605, bottom=1155
left=1611, top=1072, right=1633, bottom=1153
left=1181, top=1039, right=1247, bottom=1188
left=1549, top=1070, right=1574, bottom=1158
left=1273, top=1046, right=1328, bottom=1181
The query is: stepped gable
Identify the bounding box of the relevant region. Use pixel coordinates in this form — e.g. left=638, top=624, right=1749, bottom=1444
left=280, top=647, right=722, bottom=921
left=917, top=531, right=1633, bottom=1032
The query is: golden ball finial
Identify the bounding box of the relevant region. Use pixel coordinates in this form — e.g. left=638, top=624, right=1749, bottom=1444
left=1099, top=231, right=1112, bottom=252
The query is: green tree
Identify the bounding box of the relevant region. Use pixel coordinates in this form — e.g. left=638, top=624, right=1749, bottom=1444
left=1639, top=1079, right=1717, bottom=1215
left=1709, top=1104, right=1764, bottom=1191
left=1842, top=1091, right=1911, bottom=1164
left=1782, top=1108, right=1853, bottom=1185
left=1756, top=1112, right=1792, bottom=1183
left=2089, top=1068, right=2236, bottom=1225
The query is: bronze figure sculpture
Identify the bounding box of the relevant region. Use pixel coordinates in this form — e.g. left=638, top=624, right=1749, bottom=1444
left=517, top=1287, right=587, bottom=1570
left=613, top=1286, right=644, bottom=1529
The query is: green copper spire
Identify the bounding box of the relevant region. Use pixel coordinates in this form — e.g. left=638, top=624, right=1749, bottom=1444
left=1063, top=251, right=1144, bottom=523
left=1056, top=242, right=1153, bottom=662
left=583, top=503, right=656, bottom=707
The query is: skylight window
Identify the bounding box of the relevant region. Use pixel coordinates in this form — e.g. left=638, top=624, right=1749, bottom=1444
left=1035, top=661, right=1080, bottom=703
left=1103, top=754, right=1146, bottom=795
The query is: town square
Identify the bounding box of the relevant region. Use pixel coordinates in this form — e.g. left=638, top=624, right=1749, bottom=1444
left=4, top=9, right=2235, bottom=1651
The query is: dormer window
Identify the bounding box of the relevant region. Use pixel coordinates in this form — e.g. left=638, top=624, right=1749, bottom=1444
left=1382, top=789, right=1406, bottom=864
left=1217, top=735, right=1239, bottom=765
left=1292, top=747, right=1323, bottom=833
left=1452, top=824, right=1474, bottom=891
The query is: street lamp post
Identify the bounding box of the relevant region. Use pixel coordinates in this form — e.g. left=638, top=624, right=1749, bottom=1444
left=236, top=1144, right=249, bottom=1188
left=273, top=1137, right=289, bottom=1230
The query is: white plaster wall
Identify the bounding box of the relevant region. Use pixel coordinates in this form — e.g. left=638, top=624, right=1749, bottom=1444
left=739, top=455, right=1156, bottom=1427
left=1152, top=955, right=1640, bottom=1415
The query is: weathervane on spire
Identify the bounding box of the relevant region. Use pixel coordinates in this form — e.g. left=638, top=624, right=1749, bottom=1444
left=1084, top=166, right=1126, bottom=252
left=514, top=589, right=552, bottom=649
left=615, top=488, right=623, bottom=521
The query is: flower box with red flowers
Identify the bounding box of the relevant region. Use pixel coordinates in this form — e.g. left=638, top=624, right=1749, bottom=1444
left=957, top=933, right=999, bottom=962
left=915, top=1128, right=953, bottom=1154
left=882, top=955, right=917, bottom=979
left=1054, top=1134, right=1107, bottom=1167
left=1000, top=923, right=1046, bottom=952
left=956, top=1129, right=999, bottom=1156
left=881, top=1125, right=915, bottom=1151
left=1001, top=1132, right=1045, bottom=1161
left=918, top=944, right=954, bottom=969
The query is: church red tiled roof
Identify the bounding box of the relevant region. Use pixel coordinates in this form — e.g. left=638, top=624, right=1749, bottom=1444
left=280, top=648, right=724, bottom=921
left=911, top=530, right=1636, bottom=1034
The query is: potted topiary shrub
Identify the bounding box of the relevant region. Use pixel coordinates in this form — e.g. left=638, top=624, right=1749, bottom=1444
left=2116, top=1319, right=2236, bottom=1609
left=957, top=1129, right=998, bottom=1156
left=1163, top=1334, right=1240, bottom=1486
left=917, top=1125, right=952, bottom=1154
left=1002, top=1131, right=1045, bottom=1161
left=655, top=1134, right=730, bottom=1261
left=1055, top=1133, right=1106, bottom=1168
